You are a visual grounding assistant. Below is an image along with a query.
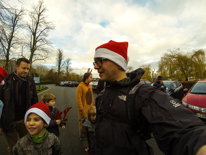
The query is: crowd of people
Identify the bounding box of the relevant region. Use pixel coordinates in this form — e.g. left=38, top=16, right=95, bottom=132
left=1, top=40, right=206, bottom=155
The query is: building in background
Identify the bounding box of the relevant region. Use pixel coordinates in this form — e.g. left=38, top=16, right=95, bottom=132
left=0, top=59, right=16, bottom=74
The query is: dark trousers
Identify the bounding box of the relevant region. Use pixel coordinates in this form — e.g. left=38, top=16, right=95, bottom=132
left=3, top=119, right=27, bottom=155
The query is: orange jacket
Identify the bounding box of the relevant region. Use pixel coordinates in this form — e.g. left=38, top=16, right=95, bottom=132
left=76, top=82, right=95, bottom=121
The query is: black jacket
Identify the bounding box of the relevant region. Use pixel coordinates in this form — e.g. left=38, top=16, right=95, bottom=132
left=46, top=106, right=66, bottom=137
left=153, top=80, right=166, bottom=92
left=96, top=80, right=105, bottom=95
left=94, top=68, right=206, bottom=155
left=0, top=73, right=38, bottom=131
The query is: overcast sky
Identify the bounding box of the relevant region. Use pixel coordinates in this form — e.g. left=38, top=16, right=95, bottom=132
left=9, top=0, right=206, bottom=78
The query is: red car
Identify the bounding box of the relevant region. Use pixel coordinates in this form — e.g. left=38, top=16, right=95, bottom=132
left=139, top=79, right=153, bottom=85
left=182, top=80, right=206, bottom=122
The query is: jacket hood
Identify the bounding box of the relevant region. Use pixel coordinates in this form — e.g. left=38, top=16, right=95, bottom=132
left=111, top=68, right=145, bottom=87
left=81, top=117, right=92, bottom=127
left=80, top=81, right=89, bottom=85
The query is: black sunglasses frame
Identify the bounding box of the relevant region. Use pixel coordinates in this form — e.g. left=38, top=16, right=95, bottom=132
left=93, top=58, right=108, bottom=67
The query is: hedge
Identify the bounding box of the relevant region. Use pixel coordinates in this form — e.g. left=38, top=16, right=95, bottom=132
left=180, top=81, right=197, bottom=90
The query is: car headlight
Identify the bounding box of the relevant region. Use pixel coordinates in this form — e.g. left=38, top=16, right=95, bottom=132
left=182, top=101, right=187, bottom=106
left=182, top=101, right=206, bottom=113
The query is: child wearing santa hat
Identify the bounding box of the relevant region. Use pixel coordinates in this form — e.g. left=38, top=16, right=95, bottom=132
left=12, top=101, right=63, bottom=155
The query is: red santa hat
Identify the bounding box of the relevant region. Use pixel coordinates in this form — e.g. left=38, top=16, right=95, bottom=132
left=24, top=101, right=51, bottom=125
left=94, top=40, right=129, bottom=71
left=0, top=67, right=8, bottom=84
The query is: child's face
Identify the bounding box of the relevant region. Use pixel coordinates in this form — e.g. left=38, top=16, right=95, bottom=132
left=89, top=109, right=96, bottom=122
left=26, top=113, right=47, bottom=137
left=90, top=114, right=96, bottom=122
left=46, top=100, right=55, bottom=107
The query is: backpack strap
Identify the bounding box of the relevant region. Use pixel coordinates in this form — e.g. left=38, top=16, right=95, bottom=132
left=126, top=83, right=144, bottom=122
left=127, top=84, right=153, bottom=140
left=126, top=83, right=154, bottom=155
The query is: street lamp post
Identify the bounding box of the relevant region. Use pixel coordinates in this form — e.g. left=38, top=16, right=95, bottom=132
left=152, top=68, right=155, bottom=82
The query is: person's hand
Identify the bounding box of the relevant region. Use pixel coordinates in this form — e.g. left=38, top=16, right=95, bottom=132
left=161, top=86, right=164, bottom=88
left=62, top=126, right=65, bottom=130
left=84, top=147, right=89, bottom=151
left=56, top=120, right=61, bottom=126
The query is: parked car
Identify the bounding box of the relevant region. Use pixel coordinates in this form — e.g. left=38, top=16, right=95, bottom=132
left=66, top=81, right=73, bottom=87
left=139, top=79, right=153, bottom=85
left=60, top=81, right=67, bottom=86
left=163, top=81, right=185, bottom=101
left=73, top=81, right=79, bottom=87
left=60, top=81, right=65, bottom=86
left=182, top=80, right=206, bottom=123
left=68, top=81, right=76, bottom=87
left=90, top=81, right=98, bottom=92
left=66, top=81, right=79, bottom=87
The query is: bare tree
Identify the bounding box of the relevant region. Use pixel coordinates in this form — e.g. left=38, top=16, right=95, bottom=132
left=26, top=0, right=54, bottom=69
left=0, top=8, right=24, bottom=71
left=56, top=49, right=64, bottom=84
left=64, top=58, right=72, bottom=79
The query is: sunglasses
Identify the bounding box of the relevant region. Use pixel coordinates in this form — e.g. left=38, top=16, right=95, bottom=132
left=93, top=58, right=108, bottom=67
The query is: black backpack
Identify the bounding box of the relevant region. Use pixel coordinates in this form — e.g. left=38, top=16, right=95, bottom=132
left=98, top=83, right=154, bottom=155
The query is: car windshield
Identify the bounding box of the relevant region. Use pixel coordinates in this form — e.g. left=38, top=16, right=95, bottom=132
left=163, top=82, right=172, bottom=90
left=190, top=82, right=206, bottom=94
left=90, top=82, right=98, bottom=85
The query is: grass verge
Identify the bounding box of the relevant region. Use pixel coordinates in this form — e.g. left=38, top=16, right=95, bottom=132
left=36, top=86, right=49, bottom=94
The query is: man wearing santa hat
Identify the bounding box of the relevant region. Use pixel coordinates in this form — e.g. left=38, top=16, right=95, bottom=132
left=93, top=40, right=206, bottom=155
left=0, top=58, right=38, bottom=155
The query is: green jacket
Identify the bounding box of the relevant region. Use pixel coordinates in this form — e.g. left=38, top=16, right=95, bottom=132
left=12, top=131, right=63, bottom=155
left=80, top=116, right=95, bottom=149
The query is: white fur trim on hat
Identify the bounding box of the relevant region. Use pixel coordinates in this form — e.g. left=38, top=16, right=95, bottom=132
left=0, top=80, right=5, bottom=85
left=24, top=108, right=51, bottom=125
left=95, top=48, right=128, bottom=71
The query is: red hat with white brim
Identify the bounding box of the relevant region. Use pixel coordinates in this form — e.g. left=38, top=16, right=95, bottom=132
left=24, top=101, right=51, bottom=125
left=95, top=40, right=129, bottom=71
